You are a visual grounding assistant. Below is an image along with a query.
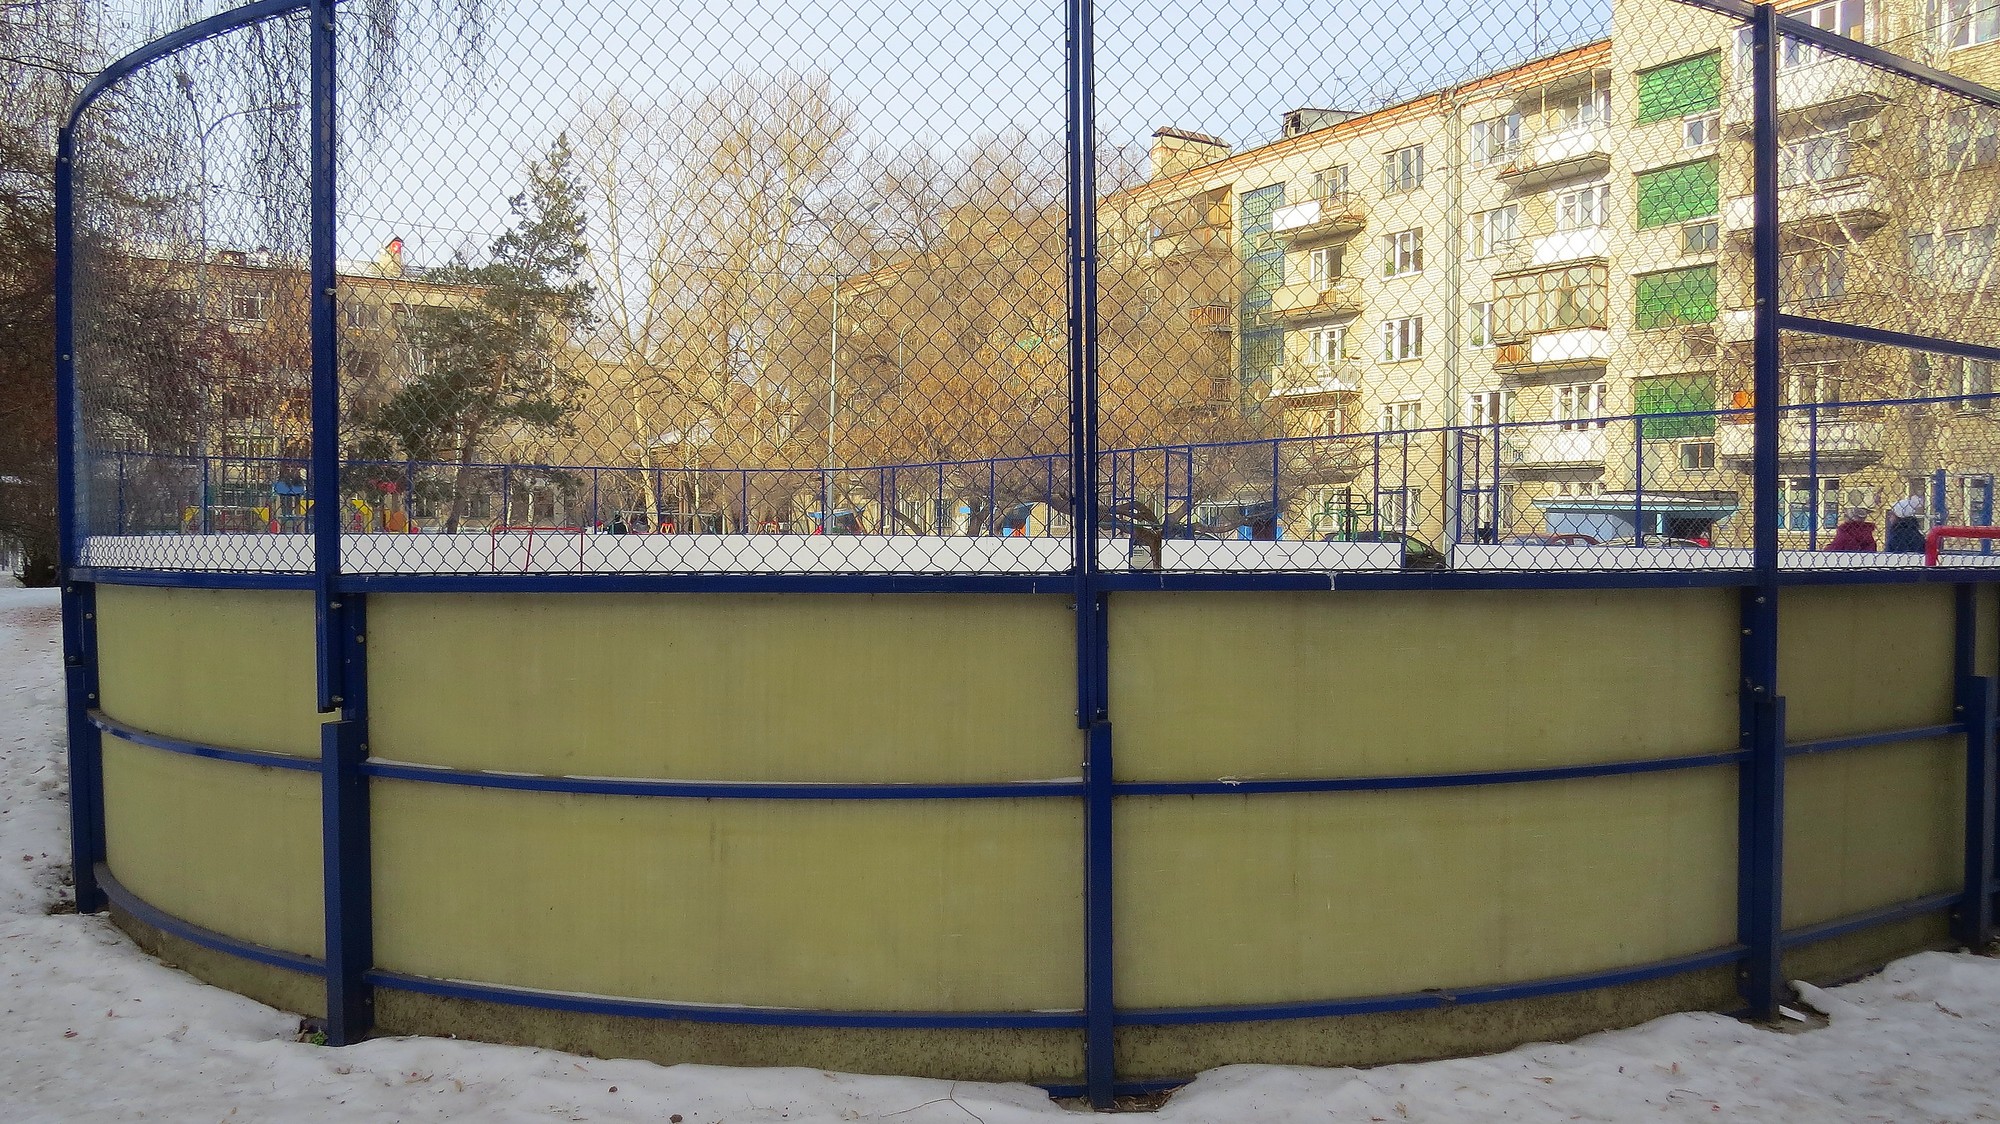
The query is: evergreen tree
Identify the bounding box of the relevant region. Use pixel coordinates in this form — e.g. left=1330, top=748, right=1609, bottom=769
left=361, top=134, right=593, bottom=532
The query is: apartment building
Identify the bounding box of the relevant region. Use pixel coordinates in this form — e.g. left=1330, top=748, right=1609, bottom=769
left=1102, top=0, right=2000, bottom=548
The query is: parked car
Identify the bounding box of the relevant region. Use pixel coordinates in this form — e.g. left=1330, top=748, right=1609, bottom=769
left=1322, top=529, right=1449, bottom=570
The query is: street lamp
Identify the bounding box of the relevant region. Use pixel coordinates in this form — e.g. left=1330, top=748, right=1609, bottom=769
left=803, top=202, right=884, bottom=532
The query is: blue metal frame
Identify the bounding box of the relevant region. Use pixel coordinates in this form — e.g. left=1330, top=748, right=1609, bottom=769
left=54, top=0, right=2000, bottom=1103
left=1735, top=0, right=1785, bottom=1023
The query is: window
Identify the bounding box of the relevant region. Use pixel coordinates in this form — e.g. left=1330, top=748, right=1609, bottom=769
left=1312, top=164, right=1350, bottom=200
left=1375, top=487, right=1413, bottom=530
left=1381, top=316, right=1424, bottom=361
left=1785, top=476, right=1844, bottom=533
left=1636, top=52, right=1722, bottom=123
left=1683, top=112, right=1721, bottom=147
left=1737, top=0, right=1865, bottom=72
left=343, top=303, right=379, bottom=330
left=1383, top=229, right=1423, bottom=276
left=1949, top=357, right=1996, bottom=407
left=1466, top=389, right=1514, bottom=426
left=1680, top=440, right=1717, bottom=470
left=1379, top=400, right=1421, bottom=431
left=1383, top=145, right=1424, bottom=194
left=1945, top=0, right=2000, bottom=48
left=1554, top=184, right=1608, bottom=231
left=1308, top=324, right=1352, bottom=364
left=1944, top=107, right=2000, bottom=168
left=1469, top=300, right=1495, bottom=347
left=1785, top=367, right=1846, bottom=419
left=1780, top=131, right=1852, bottom=186
left=229, top=292, right=266, bottom=321
left=1636, top=375, right=1717, bottom=438
left=1682, top=219, right=1720, bottom=255
left=1789, top=247, right=1848, bottom=304
left=1471, top=207, right=1518, bottom=257
left=1468, top=115, right=1521, bottom=166
left=1636, top=159, right=1719, bottom=229
left=1634, top=265, right=1718, bottom=330
left=1553, top=382, right=1607, bottom=430
left=1945, top=226, right=1996, bottom=289
left=1307, top=245, right=1344, bottom=285
left=1557, top=88, right=1611, bottom=130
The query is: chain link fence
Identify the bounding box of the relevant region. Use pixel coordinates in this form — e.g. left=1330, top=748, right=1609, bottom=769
left=56, top=0, right=2000, bottom=577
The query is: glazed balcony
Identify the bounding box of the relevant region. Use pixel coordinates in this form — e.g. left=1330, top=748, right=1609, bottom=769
left=1722, top=55, right=1895, bottom=128
left=1269, top=361, right=1362, bottom=399
left=1715, top=410, right=1886, bottom=473
left=1492, top=328, right=1611, bottom=377
left=1503, top=427, right=1607, bottom=468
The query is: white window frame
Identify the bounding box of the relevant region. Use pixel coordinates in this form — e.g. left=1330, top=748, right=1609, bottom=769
left=1682, top=219, right=1720, bottom=255
left=1468, top=114, right=1522, bottom=166
left=1308, top=324, right=1352, bottom=365
left=1944, top=0, right=2000, bottom=49
left=1552, top=381, right=1607, bottom=430
left=1383, top=145, right=1424, bottom=194
left=1556, top=88, right=1611, bottom=131
left=1307, top=245, right=1343, bottom=286
left=1468, top=300, right=1495, bottom=347
left=1313, top=164, right=1350, bottom=201
left=1381, top=316, right=1424, bottom=362
left=1683, top=112, right=1721, bottom=148
left=1679, top=439, right=1717, bottom=470
left=1383, top=228, right=1424, bottom=276
left=1952, top=356, right=1996, bottom=407
left=1466, top=388, right=1514, bottom=426
left=1553, top=183, right=1609, bottom=231
left=1375, top=487, right=1413, bottom=531
left=1471, top=207, right=1518, bottom=257
left=230, top=292, right=267, bottom=322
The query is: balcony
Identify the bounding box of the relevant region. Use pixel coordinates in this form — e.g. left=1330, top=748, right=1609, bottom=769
left=1492, top=228, right=1610, bottom=276
left=1492, top=328, right=1611, bottom=377
left=1720, top=174, right=1892, bottom=242
left=1718, top=293, right=1883, bottom=346
left=1269, top=361, right=1362, bottom=399
left=1722, top=55, right=1895, bottom=128
left=1496, top=126, right=1612, bottom=188
left=1269, top=277, right=1363, bottom=320
left=1271, top=193, right=1368, bottom=242
left=1279, top=436, right=1371, bottom=485
left=1503, top=427, right=1606, bottom=468
left=1147, top=225, right=1231, bottom=261
left=1186, top=302, right=1232, bottom=332
left=1715, top=412, right=1886, bottom=473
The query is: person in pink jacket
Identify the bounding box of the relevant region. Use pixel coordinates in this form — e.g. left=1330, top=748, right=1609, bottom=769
left=1825, top=506, right=1877, bottom=552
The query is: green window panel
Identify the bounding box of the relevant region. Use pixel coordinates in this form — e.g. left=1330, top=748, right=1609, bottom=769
left=1634, top=266, right=1718, bottom=331
left=1637, top=159, right=1719, bottom=229
left=1636, top=52, right=1722, bottom=124
left=1636, top=375, right=1717, bottom=438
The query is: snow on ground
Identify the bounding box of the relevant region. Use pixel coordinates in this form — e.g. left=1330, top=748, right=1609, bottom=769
left=1, top=581, right=1998, bottom=1122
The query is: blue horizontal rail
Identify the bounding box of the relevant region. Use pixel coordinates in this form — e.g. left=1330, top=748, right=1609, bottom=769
left=363, top=760, right=1086, bottom=801
left=1117, top=945, right=1747, bottom=1026
left=71, top=567, right=318, bottom=590
left=89, top=711, right=320, bottom=772
left=97, top=864, right=325, bottom=976
left=366, top=970, right=1086, bottom=1029
left=1778, top=891, right=1965, bottom=949
left=1116, top=750, right=1748, bottom=798
left=1784, top=725, right=1965, bottom=758
left=337, top=572, right=1078, bottom=595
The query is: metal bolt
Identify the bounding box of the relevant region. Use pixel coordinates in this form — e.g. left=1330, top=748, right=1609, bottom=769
left=355, top=634, right=364, bottom=644
left=83, top=612, right=92, bottom=620
left=330, top=695, right=343, bottom=705
left=328, top=601, right=341, bottom=610
left=86, top=693, right=96, bottom=701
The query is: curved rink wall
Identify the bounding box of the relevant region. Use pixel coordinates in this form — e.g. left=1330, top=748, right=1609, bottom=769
left=87, top=579, right=1990, bottom=1089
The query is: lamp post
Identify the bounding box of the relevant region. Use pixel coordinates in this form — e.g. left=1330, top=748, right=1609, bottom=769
left=177, top=76, right=299, bottom=532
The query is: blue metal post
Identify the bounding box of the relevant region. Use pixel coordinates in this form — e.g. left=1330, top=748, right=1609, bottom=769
left=1067, top=0, right=1113, bottom=1099
left=1955, top=585, right=1995, bottom=949
left=1738, top=1, right=1786, bottom=1022
left=1371, top=434, right=1382, bottom=534
left=307, top=0, right=373, bottom=1045
left=1633, top=418, right=1645, bottom=542
left=200, top=455, right=211, bottom=534
left=1935, top=469, right=1949, bottom=529
left=55, top=121, right=107, bottom=915
left=1806, top=405, right=1820, bottom=547
left=116, top=454, right=126, bottom=535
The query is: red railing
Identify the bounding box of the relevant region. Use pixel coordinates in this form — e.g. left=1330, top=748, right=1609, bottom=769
left=1925, top=526, right=2000, bottom=566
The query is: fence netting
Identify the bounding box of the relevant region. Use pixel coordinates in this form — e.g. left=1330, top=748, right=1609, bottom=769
left=70, top=12, right=313, bottom=572
left=60, top=0, right=2000, bottom=576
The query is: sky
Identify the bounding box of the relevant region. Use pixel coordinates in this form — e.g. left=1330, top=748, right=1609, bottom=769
left=85, top=0, right=1613, bottom=271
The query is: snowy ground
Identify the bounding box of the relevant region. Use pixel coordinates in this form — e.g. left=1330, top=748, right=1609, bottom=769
left=2, top=583, right=1999, bottom=1121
